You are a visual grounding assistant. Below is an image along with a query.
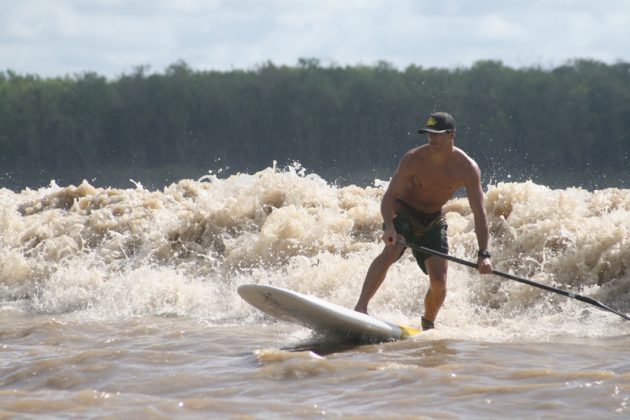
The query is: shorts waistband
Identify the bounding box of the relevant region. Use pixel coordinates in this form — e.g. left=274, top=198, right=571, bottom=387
left=395, top=198, right=443, bottom=226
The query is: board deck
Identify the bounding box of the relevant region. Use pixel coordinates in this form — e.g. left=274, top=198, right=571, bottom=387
left=238, top=284, right=420, bottom=342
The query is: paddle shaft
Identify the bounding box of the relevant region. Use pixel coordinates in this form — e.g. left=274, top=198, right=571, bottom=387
left=407, top=244, right=630, bottom=321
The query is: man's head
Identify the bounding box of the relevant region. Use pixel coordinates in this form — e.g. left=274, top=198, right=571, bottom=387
left=417, top=112, right=456, bottom=134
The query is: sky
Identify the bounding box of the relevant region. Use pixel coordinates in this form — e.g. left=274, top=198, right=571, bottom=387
left=1, top=0, right=629, bottom=79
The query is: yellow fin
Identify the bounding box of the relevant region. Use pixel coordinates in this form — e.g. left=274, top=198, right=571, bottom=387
left=399, top=325, right=422, bottom=338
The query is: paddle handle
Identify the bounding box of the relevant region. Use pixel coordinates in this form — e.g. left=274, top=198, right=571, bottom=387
left=408, top=244, right=630, bottom=321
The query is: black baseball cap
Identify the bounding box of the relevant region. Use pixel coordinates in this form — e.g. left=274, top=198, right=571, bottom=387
left=417, top=112, right=456, bottom=133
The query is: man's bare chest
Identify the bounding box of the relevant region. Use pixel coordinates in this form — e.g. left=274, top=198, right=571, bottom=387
left=411, top=166, right=464, bottom=194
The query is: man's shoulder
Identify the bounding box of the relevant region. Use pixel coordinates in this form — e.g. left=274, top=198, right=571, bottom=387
left=451, top=148, right=481, bottom=180
left=406, top=144, right=430, bottom=158
left=401, top=145, right=428, bottom=162
left=454, top=147, right=479, bottom=169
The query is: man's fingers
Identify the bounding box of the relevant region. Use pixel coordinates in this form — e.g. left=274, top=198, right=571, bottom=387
left=478, top=262, right=493, bottom=275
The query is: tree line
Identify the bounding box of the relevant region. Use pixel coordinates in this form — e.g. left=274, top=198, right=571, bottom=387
left=1, top=58, right=628, bottom=190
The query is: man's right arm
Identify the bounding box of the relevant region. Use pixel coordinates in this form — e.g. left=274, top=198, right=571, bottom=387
left=381, top=153, right=414, bottom=244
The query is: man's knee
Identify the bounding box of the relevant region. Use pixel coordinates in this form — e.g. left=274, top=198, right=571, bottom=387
left=426, top=258, right=448, bottom=291
left=429, top=276, right=446, bottom=292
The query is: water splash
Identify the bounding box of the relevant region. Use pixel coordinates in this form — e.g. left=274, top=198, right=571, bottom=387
left=1, top=167, right=628, bottom=338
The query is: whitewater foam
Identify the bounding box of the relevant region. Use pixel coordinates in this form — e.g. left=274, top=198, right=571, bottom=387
left=1, top=166, right=628, bottom=340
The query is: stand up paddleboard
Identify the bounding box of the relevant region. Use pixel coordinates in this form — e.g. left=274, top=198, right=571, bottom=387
left=238, top=284, right=420, bottom=342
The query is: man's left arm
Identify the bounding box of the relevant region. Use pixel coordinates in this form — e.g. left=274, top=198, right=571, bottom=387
left=465, top=162, right=493, bottom=274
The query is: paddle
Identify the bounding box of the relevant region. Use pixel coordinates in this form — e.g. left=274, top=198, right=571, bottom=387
left=405, top=244, right=630, bottom=321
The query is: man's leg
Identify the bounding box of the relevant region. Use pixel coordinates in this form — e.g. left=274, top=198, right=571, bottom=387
left=355, top=244, right=405, bottom=314
left=423, top=256, right=448, bottom=327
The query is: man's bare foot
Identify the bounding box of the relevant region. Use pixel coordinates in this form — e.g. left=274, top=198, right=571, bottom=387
left=354, top=305, right=368, bottom=315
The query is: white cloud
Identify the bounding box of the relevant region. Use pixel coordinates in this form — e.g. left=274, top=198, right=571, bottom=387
left=0, top=0, right=628, bottom=78
left=476, top=14, right=524, bottom=39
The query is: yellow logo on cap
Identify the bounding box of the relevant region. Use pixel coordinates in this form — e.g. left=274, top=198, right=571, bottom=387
left=427, top=117, right=438, bottom=126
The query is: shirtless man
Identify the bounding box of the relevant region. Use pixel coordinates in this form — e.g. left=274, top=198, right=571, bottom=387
left=354, top=112, right=493, bottom=330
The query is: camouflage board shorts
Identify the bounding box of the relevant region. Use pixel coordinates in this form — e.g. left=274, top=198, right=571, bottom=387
left=391, top=199, right=449, bottom=274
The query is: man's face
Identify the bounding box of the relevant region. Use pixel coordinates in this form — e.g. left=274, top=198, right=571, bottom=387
left=427, top=131, right=454, bottom=146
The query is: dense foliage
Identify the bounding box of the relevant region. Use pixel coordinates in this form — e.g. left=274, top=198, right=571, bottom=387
left=1, top=59, right=628, bottom=189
